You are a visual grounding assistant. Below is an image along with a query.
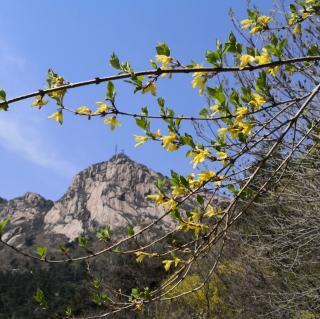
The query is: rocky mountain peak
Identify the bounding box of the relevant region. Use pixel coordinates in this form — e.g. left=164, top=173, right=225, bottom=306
left=43, top=154, right=170, bottom=241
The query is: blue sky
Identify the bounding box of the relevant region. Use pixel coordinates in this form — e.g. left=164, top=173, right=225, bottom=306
left=0, top=0, right=272, bottom=200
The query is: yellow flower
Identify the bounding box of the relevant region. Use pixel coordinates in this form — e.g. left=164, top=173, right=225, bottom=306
left=268, top=65, right=280, bottom=77
left=161, top=132, right=178, bottom=151
left=249, top=93, right=266, bottom=110
left=172, top=185, right=187, bottom=197
left=103, top=116, right=121, bottom=130
left=204, top=205, right=216, bottom=218
left=153, top=128, right=161, bottom=138
left=239, top=55, right=255, bottom=69
left=240, top=19, right=253, bottom=29
left=142, top=82, right=157, bottom=96
left=235, top=107, right=249, bottom=122
left=147, top=194, right=166, bottom=205
left=302, top=12, right=311, bottom=19
left=255, top=48, right=271, bottom=65
left=94, top=102, right=110, bottom=115
left=198, top=170, right=216, bottom=183
left=75, top=106, right=91, bottom=115
left=164, top=198, right=177, bottom=210
left=162, top=259, right=174, bottom=272
left=48, top=110, right=63, bottom=125
left=155, top=55, right=172, bottom=69
left=293, top=23, right=301, bottom=34
left=133, top=135, right=148, bottom=147
left=31, top=95, right=48, bottom=109
left=218, top=127, right=228, bottom=139
left=135, top=251, right=147, bottom=263
left=210, top=104, right=220, bottom=117
left=187, top=173, right=201, bottom=189
left=192, top=64, right=207, bottom=95
left=191, top=147, right=210, bottom=168
left=228, top=126, right=241, bottom=139
left=216, top=151, right=228, bottom=160
left=288, top=17, right=296, bottom=26
left=249, top=26, right=262, bottom=34
left=238, top=121, right=254, bottom=135
left=257, top=16, right=272, bottom=25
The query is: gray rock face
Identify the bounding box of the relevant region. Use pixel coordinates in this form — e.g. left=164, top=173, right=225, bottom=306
left=0, top=154, right=173, bottom=250
left=0, top=193, right=53, bottom=248
left=44, top=153, right=171, bottom=241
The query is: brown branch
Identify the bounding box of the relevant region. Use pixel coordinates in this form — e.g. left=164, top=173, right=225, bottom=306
left=0, top=56, right=319, bottom=109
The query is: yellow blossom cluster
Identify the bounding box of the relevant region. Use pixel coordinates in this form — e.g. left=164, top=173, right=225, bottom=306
left=142, top=82, right=157, bottom=96
left=192, top=64, right=207, bottom=95
left=191, top=146, right=211, bottom=168
left=161, top=132, right=179, bottom=151
left=241, top=15, right=272, bottom=34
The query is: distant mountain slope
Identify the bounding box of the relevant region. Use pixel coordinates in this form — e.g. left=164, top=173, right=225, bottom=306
left=0, top=154, right=178, bottom=267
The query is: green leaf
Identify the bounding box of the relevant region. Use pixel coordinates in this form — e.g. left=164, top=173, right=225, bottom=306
left=34, top=288, right=48, bottom=310
left=127, top=224, right=135, bottom=237
left=0, top=89, right=6, bottom=101
left=155, top=178, right=166, bottom=193
left=0, top=89, right=8, bottom=111
left=91, top=292, right=109, bottom=306
left=256, top=71, right=268, bottom=93
left=96, top=226, right=111, bottom=241
left=92, top=278, right=101, bottom=289
left=106, top=81, right=115, bottom=99
left=227, top=184, right=236, bottom=194
left=207, top=86, right=226, bottom=104
left=180, top=176, right=190, bottom=188
left=205, top=51, right=220, bottom=65
left=180, top=134, right=195, bottom=147
left=110, top=52, right=121, bottom=69
left=36, top=246, right=47, bottom=260
left=199, top=107, right=209, bottom=118
left=170, top=209, right=181, bottom=220
left=0, top=218, right=9, bottom=235
left=157, top=97, right=165, bottom=108
left=78, top=235, right=88, bottom=248
left=196, top=195, right=204, bottom=205
left=156, top=42, right=170, bottom=56
left=135, top=117, right=149, bottom=131
left=307, top=44, right=320, bottom=56
left=150, top=60, right=158, bottom=69
left=65, top=306, right=72, bottom=317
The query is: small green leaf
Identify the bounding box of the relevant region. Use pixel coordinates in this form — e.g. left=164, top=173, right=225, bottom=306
left=78, top=235, right=88, bottom=248
left=91, top=292, right=109, bottom=306
left=96, top=226, right=111, bottom=242
left=0, top=89, right=8, bottom=111
left=0, top=89, right=6, bottom=101
left=196, top=195, right=204, bottom=205
left=106, top=81, right=115, bottom=99
left=65, top=306, right=72, bottom=317
left=0, top=218, right=9, bottom=235
left=156, top=42, right=170, bottom=56
left=170, top=208, right=181, bottom=220
left=199, top=107, right=209, bottom=118
left=127, top=224, right=135, bottom=237
left=207, top=86, right=226, bottom=104
left=205, top=51, right=220, bottom=65
left=34, top=288, right=48, bottom=310
left=36, top=246, right=47, bottom=260
left=307, top=44, right=320, bottom=56
left=110, top=52, right=121, bottom=69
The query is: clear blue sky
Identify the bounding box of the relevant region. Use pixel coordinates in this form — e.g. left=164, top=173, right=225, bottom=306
left=0, top=0, right=271, bottom=200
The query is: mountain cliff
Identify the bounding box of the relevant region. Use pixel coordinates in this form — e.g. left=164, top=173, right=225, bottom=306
left=0, top=153, right=176, bottom=256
